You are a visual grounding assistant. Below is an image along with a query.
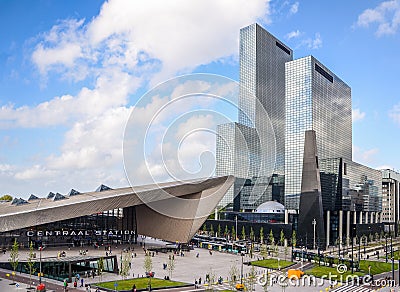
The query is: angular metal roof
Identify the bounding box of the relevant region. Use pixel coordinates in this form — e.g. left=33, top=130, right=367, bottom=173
left=0, top=176, right=234, bottom=243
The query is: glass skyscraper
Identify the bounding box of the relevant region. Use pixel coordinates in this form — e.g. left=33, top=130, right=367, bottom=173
left=239, top=23, right=293, bottom=175
left=284, top=56, right=352, bottom=210
left=216, top=23, right=292, bottom=210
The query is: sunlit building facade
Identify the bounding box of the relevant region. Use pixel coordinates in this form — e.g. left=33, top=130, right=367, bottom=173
left=284, top=56, right=352, bottom=210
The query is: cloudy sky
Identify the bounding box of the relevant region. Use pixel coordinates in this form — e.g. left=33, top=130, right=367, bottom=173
left=0, top=0, right=399, bottom=198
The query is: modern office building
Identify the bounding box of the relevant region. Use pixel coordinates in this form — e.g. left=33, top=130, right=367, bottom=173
left=284, top=56, right=352, bottom=210
left=238, top=23, right=293, bottom=174
left=215, top=23, right=385, bottom=248
left=318, top=157, right=383, bottom=246
left=381, top=169, right=400, bottom=233
left=216, top=23, right=292, bottom=210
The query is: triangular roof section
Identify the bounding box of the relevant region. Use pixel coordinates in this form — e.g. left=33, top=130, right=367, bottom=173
left=11, top=198, right=29, bottom=206
left=28, top=194, right=40, bottom=201
left=47, top=192, right=55, bottom=199
left=67, top=189, right=81, bottom=196
left=53, top=193, right=67, bottom=201
left=95, top=184, right=112, bottom=192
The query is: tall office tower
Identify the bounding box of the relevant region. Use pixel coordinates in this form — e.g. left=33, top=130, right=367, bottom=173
left=285, top=56, right=352, bottom=210
left=238, top=23, right=293, bottom=175
left=216, top=24, right=292, bottom=210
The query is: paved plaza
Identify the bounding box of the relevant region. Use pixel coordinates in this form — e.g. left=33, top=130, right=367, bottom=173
left=0, top=238, right=339, bottom=291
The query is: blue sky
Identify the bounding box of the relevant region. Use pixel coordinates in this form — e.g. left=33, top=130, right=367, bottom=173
left=0, top=0, right=399, bottom=197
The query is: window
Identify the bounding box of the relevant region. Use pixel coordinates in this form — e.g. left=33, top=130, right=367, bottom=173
left=315, top=63, right=333, bottom=83
left=275, top=41, right=290, bottom=55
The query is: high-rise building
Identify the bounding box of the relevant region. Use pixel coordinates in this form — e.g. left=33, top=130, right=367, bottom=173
left=239, top=23, right=293, bottom=175
left=216, top=24, right=292, bottom=210
left=284, top=56, right=352, bottom=210
left=381, top=169, right=400, bottom=232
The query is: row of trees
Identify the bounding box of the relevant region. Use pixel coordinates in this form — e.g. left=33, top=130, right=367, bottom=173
left=202, top=224, right=296, bottom=247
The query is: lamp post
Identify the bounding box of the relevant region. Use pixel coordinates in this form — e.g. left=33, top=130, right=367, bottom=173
left=351, top=233, right=354, bottom=273
left=39, top=246, right=43, bottom=284
left=240, top=251, right=244, bottom=284
left=386, top=235, right=388, bottom=263
left=312, top=219, right=316, bottom=250
left=235, top=216, right=238, bottom=241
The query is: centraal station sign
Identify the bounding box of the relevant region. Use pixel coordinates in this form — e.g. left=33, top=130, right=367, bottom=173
left=26, top=230, right=136, bottom=237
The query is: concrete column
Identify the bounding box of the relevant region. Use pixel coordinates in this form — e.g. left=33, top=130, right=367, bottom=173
left=365, top=211, right=369, bottom=224
left=339, top=210, right=343, bottom=245
left=370, top=212, right=374, bottom=224
left=376, top=212, right=379, bottom=223
left=346, top=211, right=351, bottom=247
left=359, top=211, right=363, bottom=224
left=326, top=210, right=330, bottom=248
left=353, top=211, right=357, bottom=224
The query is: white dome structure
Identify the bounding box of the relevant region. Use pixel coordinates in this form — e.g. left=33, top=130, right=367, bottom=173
left=255, top=201, right=285, bottom=214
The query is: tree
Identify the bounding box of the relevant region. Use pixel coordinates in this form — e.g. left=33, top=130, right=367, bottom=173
left=97, top=257, right=105, bottom=282
left=228, top=265, right=239, bottom=291
left=210, top=224, right=214, bottom=237
left=120, top=253, right=131, bottom=280
left=207, top=268, right=216, bottom=291
left=259, top=227, right=264, bottom=244
left=280, top=230, right=285, bottom=247
left=269, top=230, right=275, bottom=246
left=250, top=227, right=255, bottom=242
left=202, top=224, right=207, bottom=233
left=241, top=226, right=246, bottom=240
left=291, top=230, right=296, bottom=261
left=231, top=226, right=236, bottom=241
left=224, top=225, right=229, bottom=239
left=291, top=230, right=296, bottom=247
left=167, top=254, right=175, bottom=280
left=247, top=265, right=257, bottom=291
left=284, top=245, right=289, bottom=261
left=143, top=252, right=153, bottom=290
left=260, top=243, right=268, bottom=259
left=0, top=194, right=12, bottom=201
left=8, top=238, right=19, bottom=284
left=25, top=241, right=37, bottom=289
left=217, top=224, right=221, bottom=238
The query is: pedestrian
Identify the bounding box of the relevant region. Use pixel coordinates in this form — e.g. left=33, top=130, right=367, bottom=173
left=132, top=283, right=137, bottom=292
left=195, top=279, right=198, bottom=289
left=81, top=278, right=84, bottom=287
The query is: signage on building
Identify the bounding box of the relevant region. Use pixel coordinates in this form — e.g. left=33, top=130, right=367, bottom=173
left=26, top=230, right=135, bottom=237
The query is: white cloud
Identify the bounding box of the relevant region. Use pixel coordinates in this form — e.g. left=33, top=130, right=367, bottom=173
left=356, top=0, right=400, bottom=36
left=32, top=0, right=271, bottom=84
left=353, top=145, right=379, bottom=165
left=352, top=108, right=366, bottom=122
left=389, top=103, right=400, bottom=125
left=300, top=33, right=322, bottom=49
left=1, top=0, right=273, bottom=197
left=285, top=30, right=301, bottom=40
left=289, top=2, right=299, bottom=15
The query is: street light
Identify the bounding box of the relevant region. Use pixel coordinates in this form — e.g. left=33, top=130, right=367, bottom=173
left=39, top=246, right=43, bottom=284
left=312, top=219, right=316, bottom=250
left=240, top=251, right=244, bottom=284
